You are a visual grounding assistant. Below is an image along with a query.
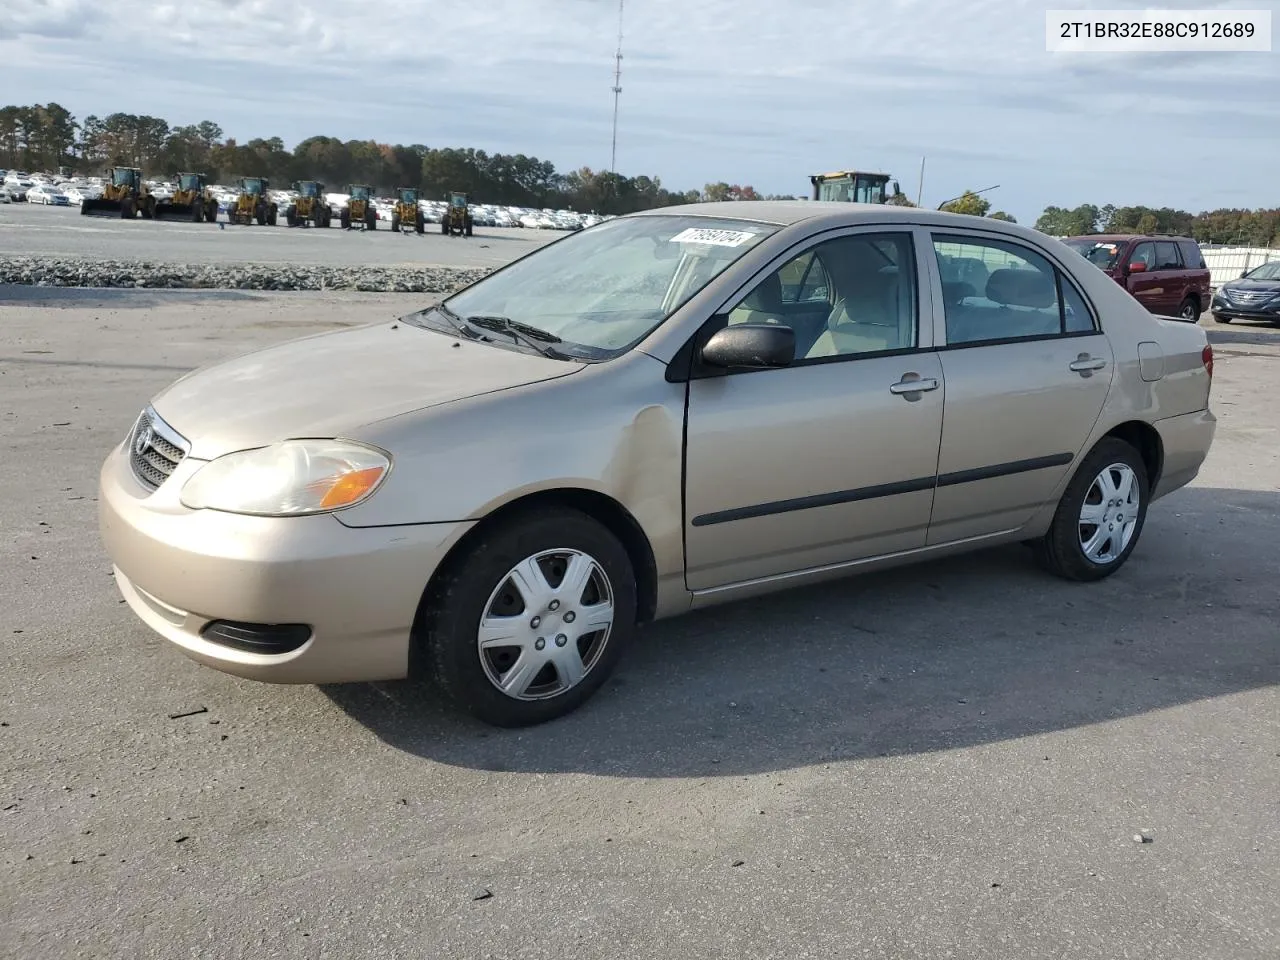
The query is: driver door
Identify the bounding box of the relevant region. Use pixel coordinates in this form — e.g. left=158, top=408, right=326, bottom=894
left=682, top=227, right=945, bottom=591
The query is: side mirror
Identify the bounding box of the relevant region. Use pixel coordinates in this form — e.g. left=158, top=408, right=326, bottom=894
left=701, top=323, right=795, bottom=370
left=1127, top=260, right=1147, bottom=273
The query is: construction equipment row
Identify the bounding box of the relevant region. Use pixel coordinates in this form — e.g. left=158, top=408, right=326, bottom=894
left=79, top=167, right=470, bottom=236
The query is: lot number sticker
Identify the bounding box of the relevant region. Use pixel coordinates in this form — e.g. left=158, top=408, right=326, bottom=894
left=670, top=227, right=758, bottom=247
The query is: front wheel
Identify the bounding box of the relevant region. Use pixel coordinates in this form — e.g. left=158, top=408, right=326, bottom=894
left=418, top=509, right=637, bottom=727
left=1033, top=437, right=1148, bottom=581
left=1213, top=314, right=1232, bottom=324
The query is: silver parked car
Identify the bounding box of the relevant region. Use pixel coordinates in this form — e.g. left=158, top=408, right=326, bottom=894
left=100, top=202, right=1217, bottom=726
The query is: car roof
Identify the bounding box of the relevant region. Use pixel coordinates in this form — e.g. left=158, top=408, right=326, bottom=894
left=627, top=200, right=1053, bottom=244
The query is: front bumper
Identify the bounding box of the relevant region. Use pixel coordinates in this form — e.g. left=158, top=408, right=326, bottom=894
left=99, top=443, right=473, bottom=684
left=1211, top=298, right=1280, bottom=320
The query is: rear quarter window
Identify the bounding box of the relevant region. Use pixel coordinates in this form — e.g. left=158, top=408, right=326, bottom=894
left=1178, top=240, right=1207, bottom=270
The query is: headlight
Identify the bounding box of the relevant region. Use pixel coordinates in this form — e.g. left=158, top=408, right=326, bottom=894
left=180, top=440, right=390, bottom=516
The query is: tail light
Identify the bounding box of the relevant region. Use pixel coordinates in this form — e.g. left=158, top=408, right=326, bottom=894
left=1202, top=344, right=1214, bottom=379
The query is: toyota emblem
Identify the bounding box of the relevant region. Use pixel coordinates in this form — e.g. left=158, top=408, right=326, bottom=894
left=134, top=422, right=153, bottom=455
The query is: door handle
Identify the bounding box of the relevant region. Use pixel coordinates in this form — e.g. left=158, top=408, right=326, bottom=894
left=1069, top=356, right=1107, bottom=372
left=889, top=377, right=939, bottom=395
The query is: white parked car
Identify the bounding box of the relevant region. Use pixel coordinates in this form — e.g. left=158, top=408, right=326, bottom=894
left=27, top=184, right=71, bottom=206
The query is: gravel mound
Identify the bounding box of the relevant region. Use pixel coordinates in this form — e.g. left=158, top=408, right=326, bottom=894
left=0, top=257, right=492, bottom=293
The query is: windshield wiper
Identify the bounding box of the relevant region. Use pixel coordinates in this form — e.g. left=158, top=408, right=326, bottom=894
left=463, top=315, right=569, bottom=359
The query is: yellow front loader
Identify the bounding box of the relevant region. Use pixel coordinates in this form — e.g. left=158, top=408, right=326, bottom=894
left=441, top=191, right=473, bottom=237
left=154, top=173, right=218, bottom=222
left=229, top=177, right=278, bottom=226
left=80, top=167, right=156, bottom=219
left=340, top=184, right=377, bottom=230
left=390, top=187, right=425, bottom=234
left=285, top=180, right=332, bottom=227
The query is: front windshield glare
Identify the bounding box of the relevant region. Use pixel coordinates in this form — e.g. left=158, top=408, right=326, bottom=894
left=439, top=215, right=778, bottom=358
left=1246, top=261, right=1280, bottom=280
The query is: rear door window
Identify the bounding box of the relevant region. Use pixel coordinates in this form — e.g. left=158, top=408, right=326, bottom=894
left=1154, top=241, right=1182, bottom=271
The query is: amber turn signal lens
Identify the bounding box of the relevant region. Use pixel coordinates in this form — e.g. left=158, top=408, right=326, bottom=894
left=318, top=466, right=386, bottom=509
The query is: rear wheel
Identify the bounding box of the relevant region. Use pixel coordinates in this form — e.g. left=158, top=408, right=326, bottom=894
left=464, top=216, right=473, bottom=237
left=415, top=211, right=425, bottom=234
left=366, top=210, right=376, bottom=230
left=1033, top=437, right=1148, bottom=582
left=391, top=213, right=400, bottom=232
left=205, top=201, right=218, bottom=223
left=267, top=205, right=278, bottom=226
left=418, top=509, right=636, bottom=727
left=1177, top=296, right=1200, bottom=322
left=121, top=198, right=135, bottom=219
left=340, top=208, right=351, bottom=229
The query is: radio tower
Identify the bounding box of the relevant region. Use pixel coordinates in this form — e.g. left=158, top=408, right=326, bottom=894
left=609, top=0, right=624, bottom=175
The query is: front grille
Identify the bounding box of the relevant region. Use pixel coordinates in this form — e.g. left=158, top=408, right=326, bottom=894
left=1226, top=290, right=1270, bottom=304
left=127, top=406, right=190, bottom=490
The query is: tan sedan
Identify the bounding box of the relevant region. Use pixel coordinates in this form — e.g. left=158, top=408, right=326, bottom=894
left=100, top=203, right=1217, bottom=726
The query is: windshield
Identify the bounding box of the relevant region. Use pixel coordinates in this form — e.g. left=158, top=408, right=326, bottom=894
left=113, top=169, right=135, bottom=187
left=351, top=186, right=371, bottom=200
left=1244, top=261, right=1280, bottom=281
left=434, top=215, right=779, bottom=360
left=1064, top=238, right=1125, bottom=270
left=242, top=179, right=264, bottom=195
left=299, top=182, right=320, bottom=197
left=178, top=174, right=200, bottom=191
left=399, top=189, right=417, bottom=203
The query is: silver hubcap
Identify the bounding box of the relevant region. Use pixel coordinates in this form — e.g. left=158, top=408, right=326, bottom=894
left=477, top=549, right=614, bottom=701
left=1079, top=462, right=1140, bottom=565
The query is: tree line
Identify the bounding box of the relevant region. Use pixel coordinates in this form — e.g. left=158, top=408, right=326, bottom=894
left=0, top=103, right=793, bottom=215
left=1036, top=203, right=1280, bottom=247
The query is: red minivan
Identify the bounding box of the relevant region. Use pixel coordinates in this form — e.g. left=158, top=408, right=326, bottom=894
left=1062, top=234, right=1211, bottom=322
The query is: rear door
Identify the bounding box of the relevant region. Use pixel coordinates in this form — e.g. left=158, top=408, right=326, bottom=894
left=1153, top=240, right=1186, bottom=314
left=1125, top=241, right=1161, bottom=313
left=926, top=230, right=1115, bottom=544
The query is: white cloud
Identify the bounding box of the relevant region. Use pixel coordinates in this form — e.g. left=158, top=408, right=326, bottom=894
left=3, top=0, right=1277, bottom=221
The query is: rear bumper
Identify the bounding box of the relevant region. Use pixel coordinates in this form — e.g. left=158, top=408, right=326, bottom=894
left=1151, top=408, right=1216, bottom=501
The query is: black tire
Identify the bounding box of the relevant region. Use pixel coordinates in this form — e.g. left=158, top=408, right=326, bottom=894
left=340, top=209, right=351, bottom=230
left=391, top=213, right=400, bottom=232
left=205, top=202, right=218, bottom=223
left=286, top=208, right=297, bottom=227
left=1032, top=437, right=1149, bottom=582
left=1213, top=314, right=1232, bottom=324
left=417, top=508, right=637, bottom=727
left=267, top=206, right=278, bottom=227
left=1177, top=296, right=1200, bottom=322
left=415, top=211, right=425, bottom=234
left=367, top=213, right=376, bottom=230
left=464, top=217, right=473, bottom=237
left=441, top=221, right=449, bottom=235
left=121, top=198, right=135, bottom=219
left=191, top=204, right=203, bottom=223
left=141, top=197, right=154, bottom=219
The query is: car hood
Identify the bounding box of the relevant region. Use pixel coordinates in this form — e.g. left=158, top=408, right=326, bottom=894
left=150, top=321, right=584, bottom=460
left=1222, top=278, right=1280, bottom=295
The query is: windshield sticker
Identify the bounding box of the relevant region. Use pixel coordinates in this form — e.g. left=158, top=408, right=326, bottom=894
left=669, top=227, right=758, bottom=247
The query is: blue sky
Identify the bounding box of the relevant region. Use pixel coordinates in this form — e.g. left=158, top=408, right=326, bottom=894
left=4, top=0, right=1278, bottom=222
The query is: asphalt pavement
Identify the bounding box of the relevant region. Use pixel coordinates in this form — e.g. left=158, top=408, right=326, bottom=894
left=0, top=202, right=557, bottom=268
left=1, top=289, right=1277, bottom=959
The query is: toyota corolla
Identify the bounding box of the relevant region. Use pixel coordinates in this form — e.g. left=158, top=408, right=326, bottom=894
left=100, top=202, right=1217, bottom=726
